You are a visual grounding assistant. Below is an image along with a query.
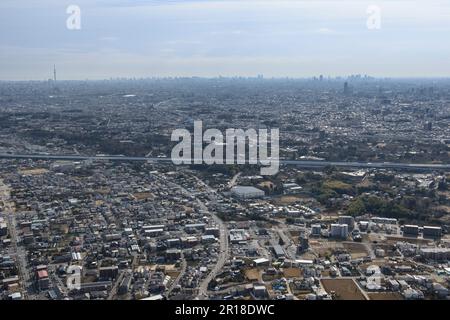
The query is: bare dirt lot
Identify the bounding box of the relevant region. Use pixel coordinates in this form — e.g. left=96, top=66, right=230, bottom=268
left=368, top=292, right=404, bottom=300
left=386, top=236, right=433, bottom=245
left=310, top=240, right=341, bottom=258
left=282, top=268, right=301, bottom=278
left=321, top=279, right=367, bottom=300
left=133, top=192, right=155, bottom=200
left=342, top=242, right=369, bottom=258
left=18, top=168, right=49, bottom=176
left=273, top=195, right=302, bottom=205
left=244, top=268, right=261, bottom=281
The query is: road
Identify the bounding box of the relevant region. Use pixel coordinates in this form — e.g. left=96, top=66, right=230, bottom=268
left=107, top=271, right=126, bottom=300
left=196, top=197, right=229, bottom=298
left=275, top=220, right=299, bottom=260
left=48, top=265, right=68, bottom=298
left=0, top=180, right=30, bottom=299
left=153, top=173, right=229, bottom=299
left=188, top=176, right=229, bottom=299
left=1, top=153, right=450, bottom=171
left=166, top=252, right=187, bottom=296
left=274, top=227, right=296, bottom=260
left=359, top=241, right=376, bottom=260
left=227, top=172, right=241, bottom=189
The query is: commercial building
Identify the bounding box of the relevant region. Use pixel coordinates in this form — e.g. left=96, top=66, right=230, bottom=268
left=118, top=274, right=133, bottom=295
left=37, top=270, right=49, bottom=291
left=231, top=186, right=265, bottom=199
left=272, top=244, right=286, bottom=259
left=330, top=224, right=348, bottom=239
left=253, top=285, right=268, bottom=298
left=419, top=248, right=450, bottom=261
left=99, top=266, right=119, bottom=280
left=371, top=217, right=397, bottom=225
left=403, top=225, right=419, bottom=236
left=283, top=183, right=302, bottom=194
left=0, top=222, right=7, bottom=236
left=338, top=216, right=355, bottom=230
left=201, top=235, right=217, bottom=244
left=359, top=221, right=369, bottom=231
left=422, top=226, right=442, bottom=238
left=253, top=258, right=270, bottom=267
left=297, top=236, right=309, bottom=253
left=311, top=224, right=322, bottom=237
left=185, top=223, right=206, bottom=233
left=229, top=229, right=248, bottom=243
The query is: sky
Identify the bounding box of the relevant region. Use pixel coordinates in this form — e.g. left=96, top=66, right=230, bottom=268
left=0, top=0, right=450, bottom=80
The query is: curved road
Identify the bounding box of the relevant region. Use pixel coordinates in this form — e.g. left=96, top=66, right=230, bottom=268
left=156, top=173, right=229, bottom=299
left=190, top=176, right=229, bottom=299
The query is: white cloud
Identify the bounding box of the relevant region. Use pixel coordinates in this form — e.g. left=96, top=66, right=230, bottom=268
left=314, top=28, right=340, bottom=35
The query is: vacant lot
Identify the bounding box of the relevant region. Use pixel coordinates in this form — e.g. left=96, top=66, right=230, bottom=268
left=274, top=195, right=301, bottom=205
left=386, top=236, right=432, bottom=245
left=165, top=270, right=181, bottom=279
left=321, top=279, right=367, bottom=300
left=19, top=168, right=48, bottom=176
left=368, top=292, right=404, bottom=300
left=244, top=268, right=261, bottom=281
left=310, top=240, right=340, bottom=258
left=283, top=268, right=301, bottom=278
left=133, top=192, right=155, bottom=200
left=343, top=242, right=369, bottom=258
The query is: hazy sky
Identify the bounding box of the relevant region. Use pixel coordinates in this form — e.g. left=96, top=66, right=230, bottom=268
left=1, top=0, right=450, bottom=80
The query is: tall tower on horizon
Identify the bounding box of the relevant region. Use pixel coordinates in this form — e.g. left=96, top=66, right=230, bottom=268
left=53, top=64, right=57, bottom=82
left=343, top=81, right=349, bottom=95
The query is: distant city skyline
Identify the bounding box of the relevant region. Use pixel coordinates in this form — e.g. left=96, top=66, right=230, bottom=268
left=1, top=0, right=450, bottom=80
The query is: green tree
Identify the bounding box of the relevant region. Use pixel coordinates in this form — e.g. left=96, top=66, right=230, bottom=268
left=346, top=197, right=366, bottom=216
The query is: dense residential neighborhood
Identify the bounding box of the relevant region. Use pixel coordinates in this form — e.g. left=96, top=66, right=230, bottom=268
left=0, top=78, right=449, bottom=300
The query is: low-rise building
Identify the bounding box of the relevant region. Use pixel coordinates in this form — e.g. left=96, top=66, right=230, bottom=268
left=403, top=225, right=419, bottom=236
left=231, top=186, right=265, bottom=199
left=330, top=224, right=348, bottom=239
left=423, top=226, right=442, bottom=238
